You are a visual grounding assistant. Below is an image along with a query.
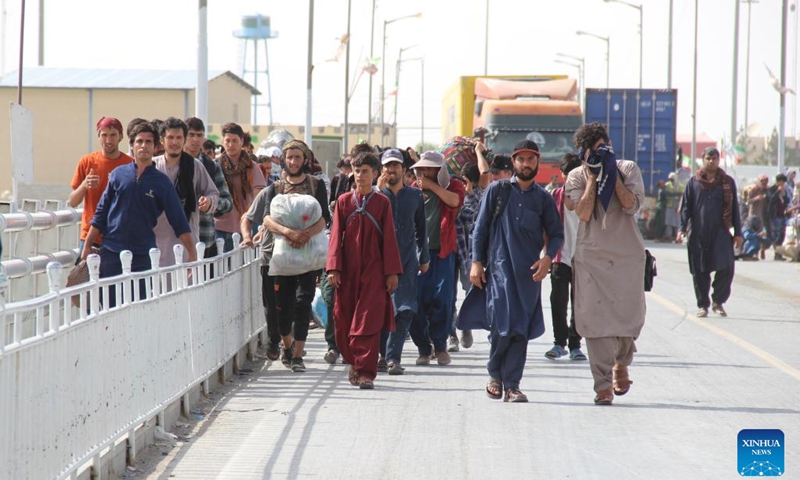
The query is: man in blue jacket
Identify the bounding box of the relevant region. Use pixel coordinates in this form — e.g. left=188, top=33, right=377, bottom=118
left=81, top=121, right=196, bottom=306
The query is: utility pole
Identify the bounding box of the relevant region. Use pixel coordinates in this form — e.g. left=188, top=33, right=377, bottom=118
left=343, top=0, right=352, bottom=154
left=731, top=0, right=740, bottom=147
left=743, top=0, right=758, bottom=132
left=668, top=0, right=673, bottom=88
left=778, top=0, right=788, bottom=171
left=37, top=0, right=43, bottom=65
left=366, top=0, right=376, bottom=143
left=196, top=0, right=208, bottom=123
left=691, top=0, right=698, bottom=174
left=305, top=0, right=314, bottom=146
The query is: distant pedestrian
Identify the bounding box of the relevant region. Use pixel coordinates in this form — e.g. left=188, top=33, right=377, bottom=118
left=459, top=139, right=563, bottom=403
left=69, top=117, right=133, bottom=255
left=327, top=152, right=403, bottom=389
left=565, top=122, right=646, bottom=406
left=765, top=173, right=789, bottom=260
left=678, top=147, right=743, bottom=317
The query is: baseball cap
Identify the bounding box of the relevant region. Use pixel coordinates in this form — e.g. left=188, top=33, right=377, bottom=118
left=512, top=139, right=541, bottom=158
left=489, top=155, right=514, bottom=173
left=381, top=148, right=405, bottom=165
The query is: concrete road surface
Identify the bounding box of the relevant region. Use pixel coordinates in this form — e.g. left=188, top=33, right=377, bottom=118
left=138, top=241, right=799, bottom=480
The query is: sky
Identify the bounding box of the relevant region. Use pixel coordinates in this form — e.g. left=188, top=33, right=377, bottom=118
left=0, top=0, right=797, bottom=150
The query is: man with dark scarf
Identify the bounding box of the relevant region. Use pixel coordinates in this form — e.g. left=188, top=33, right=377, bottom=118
left=678, top=147, right=744, bottom=318
left=214, top=123, right=267, bottom=251
left=153, top=117, right=219, bottom=267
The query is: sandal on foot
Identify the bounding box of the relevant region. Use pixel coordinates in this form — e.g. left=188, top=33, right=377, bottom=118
left=358, top=377, right=374, bottom=389
left=594, top=388, right=614, bottom=405
left=613, top=365, right=632, bottom=396
left=503, top=388, right=528, bottom=403
left=569, top=348, right=587, bottom=361
left=348, top=366, right=359, bottom=386
left=486, top=378, right=503, bottom=400
left=545, top=345, right=567, bottom=360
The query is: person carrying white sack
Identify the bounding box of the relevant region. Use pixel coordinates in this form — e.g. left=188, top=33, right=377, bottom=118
left=248, top=139, right=330, bottom=373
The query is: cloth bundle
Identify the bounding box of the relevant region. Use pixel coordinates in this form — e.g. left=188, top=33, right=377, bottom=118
left=438, top=136, right=491, bottom=176
left=268, top=193, right=328, bottom=276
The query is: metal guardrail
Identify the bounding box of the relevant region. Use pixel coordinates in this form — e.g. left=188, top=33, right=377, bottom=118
left=0, top=201, right=83, bottom=302
left=0, top=234, right=264, bottom=480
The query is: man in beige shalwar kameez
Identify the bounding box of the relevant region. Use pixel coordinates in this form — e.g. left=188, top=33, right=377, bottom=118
left=565, top=122, right=646, bottom=405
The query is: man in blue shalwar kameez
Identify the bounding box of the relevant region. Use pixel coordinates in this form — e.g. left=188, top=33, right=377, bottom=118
left=377, top=149, right=430, bottom=374
left=458, top=140, right=564, bottom=403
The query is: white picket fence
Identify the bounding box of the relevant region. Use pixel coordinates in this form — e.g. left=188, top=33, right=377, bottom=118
left=0, top=236, right=264, bottom=480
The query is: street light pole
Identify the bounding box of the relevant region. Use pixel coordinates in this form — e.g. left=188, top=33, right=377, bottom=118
left=397, top=56, right=425, bottom=148
left=744, top=0, right=758, bottom=131
left=603, top=0, right=642, bottom=89
left=576, top=31, right=610, bottom=89
left=691, top=0, right=698, bottom=174
left=366, top=0, right=376, bottom=143
left=343, top=0, right=352, bottom=153
left=668, top=0, right=673, bottom=88
left=778, top=0, right=788, bottom=172
left=731, top=0, right=740, bottom=149
left=380, top=12, right=422, bottom=147
left=555, top=53, right=585, bottom=109
left=484, top=0, right=489, bottom=75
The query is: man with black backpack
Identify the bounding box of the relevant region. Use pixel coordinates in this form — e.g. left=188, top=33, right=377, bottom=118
left=458, top=139, right=563, bottom=403
left=242, top=139, right=330, bottom=373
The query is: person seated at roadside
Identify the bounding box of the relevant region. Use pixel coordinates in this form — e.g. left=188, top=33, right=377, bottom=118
left=737, top=216, right=767, bottom=261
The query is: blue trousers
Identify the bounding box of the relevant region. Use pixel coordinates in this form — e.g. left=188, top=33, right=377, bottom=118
left=410, top=252, right=455, bottom=354
left=98, top=247, right=151, bottom=308
left=383, top=310, right=415, bottom=364
left=487, top=331, right=529, bottom=390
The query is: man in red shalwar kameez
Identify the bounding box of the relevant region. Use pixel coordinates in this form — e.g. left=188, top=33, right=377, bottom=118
left=326, top=151, right=403, bottom=389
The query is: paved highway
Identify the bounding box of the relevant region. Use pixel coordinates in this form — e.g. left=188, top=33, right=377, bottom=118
left=136, top=241, right=800, bottom=480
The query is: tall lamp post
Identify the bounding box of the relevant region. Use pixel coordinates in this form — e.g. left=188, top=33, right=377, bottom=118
left=396, top=56, right=425, bottom=147
left=556, top=53, right=585, bottom=110
left=604, top=0, right=643, bottom=89
left=576, top=30, right=610, bottom=89
left=380, top=12, right=422, bottom=146
left=393, top=45, right=417, bottom=138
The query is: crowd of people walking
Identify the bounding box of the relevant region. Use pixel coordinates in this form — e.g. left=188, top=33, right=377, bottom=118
left=72, top=113, right=790, bottom=406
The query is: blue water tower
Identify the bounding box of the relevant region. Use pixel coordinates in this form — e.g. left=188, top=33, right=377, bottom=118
left=234, top=14, right=278, bottom=125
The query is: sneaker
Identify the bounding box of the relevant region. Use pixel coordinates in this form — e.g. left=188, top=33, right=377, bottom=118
left=387, top=362, right=405, bottom=375
left=377, top=356, right=388, bottom=373
left=281, top=347, right=293, bottom=367
left=545, top=345, right=567, bottom=360
left=323, top=349, right=339, bottom=365
left=415, top=355, right=430, bottom=366
left=447, top=333, right=460, bottom=352
left=291, top=357, right=306, bottom=373
left=696, top=308, right=709, bottom=318
left=460, top=329, right=474, bottom=349
left=569, top=348, right=587, bottom=361
left=711, top=303, right=727, bottom=317
left=435, top=351, right=451, bottom=366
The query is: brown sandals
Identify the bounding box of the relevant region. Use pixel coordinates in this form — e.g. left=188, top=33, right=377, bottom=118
left=503, top=388, right=528, bottom=403
left=594, top=388, right=613, bottom=405
left=613, top=365, right=633, bottom=396
left=486, top=379, right=503, bottom=400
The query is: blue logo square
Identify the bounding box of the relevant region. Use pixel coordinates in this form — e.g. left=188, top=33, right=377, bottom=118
left=738, top=429, right=784, bottom=476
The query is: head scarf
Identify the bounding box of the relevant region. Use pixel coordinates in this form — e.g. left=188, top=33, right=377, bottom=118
left=696, top=166, right=733, bottom=229
left=581, top=144, right=617, bottom=229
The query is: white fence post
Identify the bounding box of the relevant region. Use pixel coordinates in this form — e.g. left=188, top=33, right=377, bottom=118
left=46, top=262, right=62, bottom=333
left=149, top=248, right=161, bottom=299
left=120, top=251, right=133, bottom=305
left=86, top=254, right=101, bottom=315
